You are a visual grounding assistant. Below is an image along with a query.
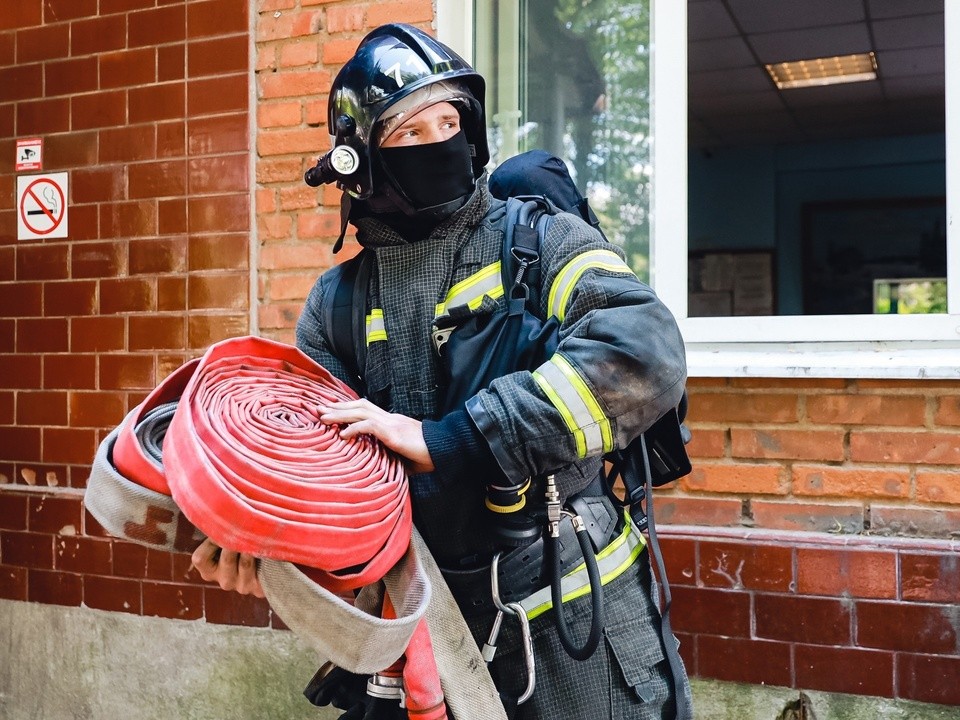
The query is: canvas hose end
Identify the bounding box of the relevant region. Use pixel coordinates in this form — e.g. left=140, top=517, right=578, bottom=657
left=487, top=552, right=536, bottom=705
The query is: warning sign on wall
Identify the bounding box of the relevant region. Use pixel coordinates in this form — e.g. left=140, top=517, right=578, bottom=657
left=16, top=137, right=43, bottom=172
left=17, top=173, right=68, bottom=240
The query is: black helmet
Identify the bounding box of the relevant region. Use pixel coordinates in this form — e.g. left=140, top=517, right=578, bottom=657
left=316, top=24, right=488, bottom=199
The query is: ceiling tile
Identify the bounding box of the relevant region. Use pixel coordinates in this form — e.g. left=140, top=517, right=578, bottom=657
left=748, top=23, right=872, bottom=63
left=689, top=66, right=772, bottom=97
left=689, top=36, right=756, bottom=72
left=726, top=0, right=863, bottom=34
left=691, top=90, right=785, bottom=116
left=688, top=0, right=739, bottom=41
left=877, top=46, right=944, bottom=77
left=867, top=0, right=944, bottom=20
left=872, top=14, right=944, bottom=51
left=882, top=73, right=945, bottom=99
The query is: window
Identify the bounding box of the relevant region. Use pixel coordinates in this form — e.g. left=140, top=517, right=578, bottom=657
left=442, top=0, right=960, bottom=377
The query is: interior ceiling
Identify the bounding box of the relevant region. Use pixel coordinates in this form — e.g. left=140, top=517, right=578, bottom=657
left=688, top=0, right=945, bottom=149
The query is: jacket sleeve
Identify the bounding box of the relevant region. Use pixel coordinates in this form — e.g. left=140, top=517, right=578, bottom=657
left=295, top=271, right=363, bottom=393
left=464, top=211, right=687, bottom=483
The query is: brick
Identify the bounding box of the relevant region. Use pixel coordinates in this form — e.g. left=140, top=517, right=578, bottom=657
left=72, top=168, right=125, bottom=205
left=43, top=427, right=97, bottom=465
left=900, top=553, right=960, bottom=603
left=45, top=56, right=98, bottom=96
left=796, top=644, right=893, bottom=698
left=897, top=654, right=960, bottom=706
left=17, top=318, right=68, bottom=353
left=98, top=126, right=155, bottom=164
left=44, top=0, right=97, bottom=21
left=278, top=40, right=320, bottom=67
left=158, top=276, right=187, bottom=311
left=797, top=547, right=897, bottom=599
left=870, top=505, right=960, bottom=540
left=256, top=156, right=305, bottom=183
left=850, top=431, right=960, bottom=465
left=366, top=1, right=432, bottom=27
left=129, top=83, right=186, bottom=124
left=750, top=499, right=864, bottom=534
left=756, top=594, right=852, bottom=645
left=807, top=394, right=926, bottom=426
left=71, top=90, right=126, bottom=130
left=259, top=70, right=331, bottom=100
left=0, top=566, right=27, bottom=600
left=158, top=43, right=186, bottom=82
left=157, top=120, right=187, bottom=157
left=686, top=392, right=799, bottom=424
left=188, top=35, right=248, bottom=77
left=44, top=354, right=97, bottom=390
left=731, top=429, right=845, bottom=462
left=857, top=601, right=957, bottom=654
left=188, top=155, right=249, bottom=194
left=44, top=280, right=96, bottom=317
left=1, top=531, right=54, bottom=569
left=685, top=427, right=725, bottom=458
left=101, top=200, right=160, bottom=239
left=28, top=568, right=82, bottom=606
left=0, top=390, right=12, bottom=424
left=45, top=130, right=98, bottom=169
left=697, top=635, right=792, bottom=687
left=0, top=493, right=28, bottom=531
left=16, top=97, right=70, bottom=135
left=189, top=234, right=249, bottom=271
left=84, top=575, right=142, bottom=614
left=69, top=391, right=127, bottom=429
left=16, top=391, right=68, bottom=426
left=681, top=462, right=785, bottom=495
left=258, top=101, right=302, bottom=128
left=99, top=354, right=156, bottom=391
left=72, top=241, right=125, bottom=279
left=916, top=471, right=960, bottom=505
left=71, top=316, right=126, bottom=353
left=188, top=74, right=247, bottom=115
left=325, top=5, right=365, bottom=33
left=0, top=282, right=42, bottom=316
left=258, top=127, right=330, bottom=156
left=101, top=278, right=157, bottom=314
left=258, top=214, right=294, bottom=241
left=699, top=541, right=793, bottom=592
left=113, top=541, right=173, bottom=581
left=188, top=195, right=249, bottom=233
left=257, top=188, right=277, bottom=213
left=0, top=355, right=42, bottom=390
left=188, top=273, right=249, bottom=310
left=792, top=465, right=909, bottom=500
left=187, top=313, right=250, bottom=348
left=670, top=585, right=752, bottom=637
left=1, top=428, right=42, bottom=463
left=142, top=582, right=203, bottom=620
left=129, top=4, right=186, bottom=47
left=188, top=113, right=249, bottom=154
left=297, top=210, right=341, bottom=237
left=0, top=64, right=42, bottom=102
left=203, top=587, right=271, bottom=626
left=99, top=47, right=156, bottom=89
left=16, top=244, right=68, bottom=281
left=159, top=200, right=188, bottom=235
left=129, top=237, right=189, bottom=275
left=56, top=536, right=112, bottom=575
left=187, top=0, right=249, bottom=38
left=258, top=302, right=300, bottom=329
left=17, top=23, right=69, bottom=63
left=321, top=37, right=362, bottom=65
left=101, top=0, right=154, bottom=13
left=266, top=272, right=317, bottom=302
left=129, top=315, right=186, bottom=350
left=934, top=395, right=960, bottom=426
left=657, top=536, right=697, bottom=586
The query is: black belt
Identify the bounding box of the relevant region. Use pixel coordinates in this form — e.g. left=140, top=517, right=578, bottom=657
left=441, top=493, right=621, bottom=617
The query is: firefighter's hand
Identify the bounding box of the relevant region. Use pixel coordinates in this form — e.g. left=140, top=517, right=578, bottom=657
left=191, top=538, right=265, bottom=598
left=319, top=399, right=435, bottom=474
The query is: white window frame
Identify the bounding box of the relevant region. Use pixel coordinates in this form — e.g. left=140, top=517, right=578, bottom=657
left=441, top=0, right=960, bottom=379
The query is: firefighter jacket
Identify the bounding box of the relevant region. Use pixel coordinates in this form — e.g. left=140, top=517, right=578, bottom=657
left=296, top=179, right=687, bottom=565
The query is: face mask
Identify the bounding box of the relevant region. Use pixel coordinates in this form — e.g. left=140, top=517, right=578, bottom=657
left=378, top=130, right=475, bottom=211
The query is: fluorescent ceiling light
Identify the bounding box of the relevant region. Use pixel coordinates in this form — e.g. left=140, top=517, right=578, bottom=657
left=765, top=52, right=878, bottom=90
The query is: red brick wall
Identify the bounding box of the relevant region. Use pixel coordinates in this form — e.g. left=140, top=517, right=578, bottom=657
left=0, top=0, right=257, bottom=618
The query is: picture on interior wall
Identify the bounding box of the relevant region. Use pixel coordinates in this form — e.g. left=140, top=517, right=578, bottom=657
left=688, top=250, right=775, bottom=317
left=802, top=197, right=947, bottom=315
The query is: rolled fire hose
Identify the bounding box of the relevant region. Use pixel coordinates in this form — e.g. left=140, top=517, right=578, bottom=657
left=85, top=336, right=507, bottom=720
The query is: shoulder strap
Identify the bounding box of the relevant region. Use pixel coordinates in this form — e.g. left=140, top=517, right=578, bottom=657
left=320, top=249, right=373, bottom=388
left=501, top=196, right=556, bottom=313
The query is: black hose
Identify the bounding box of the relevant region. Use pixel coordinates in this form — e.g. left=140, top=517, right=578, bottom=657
left=548, top=520, right=604, bottom=661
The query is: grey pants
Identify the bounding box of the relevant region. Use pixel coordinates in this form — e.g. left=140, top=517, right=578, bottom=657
left=465, top=549, right=693, bottom=720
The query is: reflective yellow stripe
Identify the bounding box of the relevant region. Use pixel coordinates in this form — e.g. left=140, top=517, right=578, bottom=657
left=520, top=513, right=646, bottom=620
left=548, top=249, right=634, bottom=321
left=437, top=261, right=503, bottom=316
left=366, top=309, right=386, bottom=344
left=531, top=354, right=612, bottom=457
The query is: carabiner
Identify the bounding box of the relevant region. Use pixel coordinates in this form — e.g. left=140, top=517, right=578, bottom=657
left=489, top=553, right=537, bottom=704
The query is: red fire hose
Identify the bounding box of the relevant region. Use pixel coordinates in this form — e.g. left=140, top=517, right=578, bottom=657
left=110, top=336, right=447, bottom=720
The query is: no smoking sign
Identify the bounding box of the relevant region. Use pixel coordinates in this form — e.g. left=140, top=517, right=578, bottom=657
left=17, top=172, right=68, bottom=240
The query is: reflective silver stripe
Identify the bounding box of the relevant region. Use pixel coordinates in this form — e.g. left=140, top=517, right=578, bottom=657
left=531, top=354, right=612, bottom=458
left=548, top=249, right=634, bottom=321
left=366, top=309, right=386, bottom=344
left=438, top=261, right=503, bottom=316
left=519, top=513, right=646, bottom=620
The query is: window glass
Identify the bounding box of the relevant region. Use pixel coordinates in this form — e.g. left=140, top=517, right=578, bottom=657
left=687, top=0, right=946, bottom=318
left=475, top=0, right=653, bottom=280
